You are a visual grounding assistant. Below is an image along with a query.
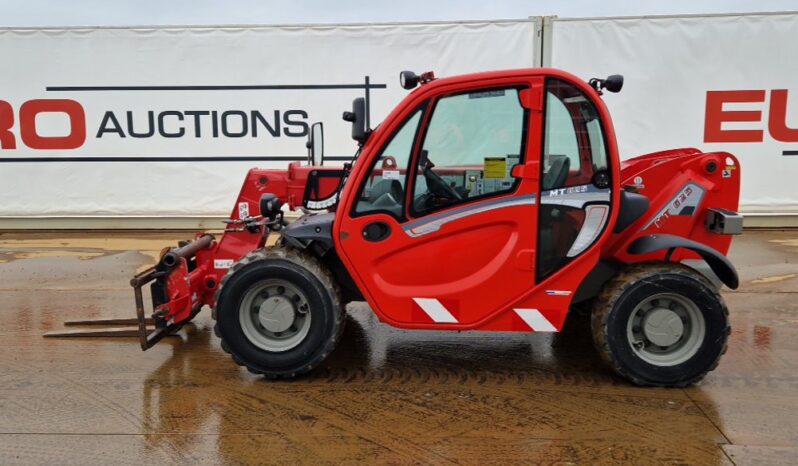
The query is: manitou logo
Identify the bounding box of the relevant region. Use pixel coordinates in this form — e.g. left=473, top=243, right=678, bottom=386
left=704, top=90, right=798, bottom=143
left=0, top=99, right=86, bottom=150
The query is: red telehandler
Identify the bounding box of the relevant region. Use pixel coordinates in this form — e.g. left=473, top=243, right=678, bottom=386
left=55, top=68, right=744, bottom=386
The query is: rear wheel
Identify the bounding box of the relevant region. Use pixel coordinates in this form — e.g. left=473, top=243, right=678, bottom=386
left=591, top=263, right=730, bottom=387
left=213, top=247, right=343, bottom=379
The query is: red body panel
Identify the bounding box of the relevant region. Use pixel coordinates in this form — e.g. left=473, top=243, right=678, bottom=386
left=145, top=68, right=741, bottom=338
left=153, top=163, right=344, bottom=325
left=334, top=69, right=622, bottom=332
left=604, top=148, right=740, bottom=264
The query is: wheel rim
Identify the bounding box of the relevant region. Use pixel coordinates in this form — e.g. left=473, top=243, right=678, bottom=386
left=238, top=279, right=312, bottom=352
left=625, top=292, right=706, bottom=367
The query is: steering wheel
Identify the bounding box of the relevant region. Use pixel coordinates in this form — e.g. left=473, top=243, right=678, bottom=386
left=381, top=155, right=397, bottom=169
left=423, top=165, right=462, bottom=201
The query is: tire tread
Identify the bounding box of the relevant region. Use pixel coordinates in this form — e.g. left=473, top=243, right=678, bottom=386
left=211, top=245, right=344, bottom=379
left=591, top=262, right=730, bottom=387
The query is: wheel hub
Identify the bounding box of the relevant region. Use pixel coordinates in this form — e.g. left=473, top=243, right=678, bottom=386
left=238, top=278, right=312, bottom=353
left=258, top=296, right=295, bottom=333
left=642, top=307, right=684, bottom=347
left=626, top=292, right=707, bottom=367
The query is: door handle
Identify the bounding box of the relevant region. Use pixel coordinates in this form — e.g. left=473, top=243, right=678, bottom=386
left=362, top=221, right=391, bottom=242
left=510, top=162, right=540, bottom=181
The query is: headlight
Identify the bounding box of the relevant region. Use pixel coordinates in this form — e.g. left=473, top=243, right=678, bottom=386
left=259, top=193, right=282, bottom=220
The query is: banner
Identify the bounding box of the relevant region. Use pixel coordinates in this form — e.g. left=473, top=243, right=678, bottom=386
left=4, top=14, right=796, bottom=220
left=0, top=21, right=538, bottom=217
left=549, top=12, right=798, bottom=213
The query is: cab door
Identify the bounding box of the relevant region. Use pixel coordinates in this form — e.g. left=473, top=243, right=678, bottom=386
left=335, top=77, right=546, bottom=329
left=536, top=78, right=614, bottom=282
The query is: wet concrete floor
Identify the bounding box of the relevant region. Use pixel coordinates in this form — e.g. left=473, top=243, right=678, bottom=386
left=0, top=230, right=796, bottom=465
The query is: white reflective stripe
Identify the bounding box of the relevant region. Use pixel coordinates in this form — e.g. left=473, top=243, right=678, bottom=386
left=566, top=204, right=609, bottom=258
left=413, top=298, right=458, bottom=323
left=514, top=308, right=557, bottom=332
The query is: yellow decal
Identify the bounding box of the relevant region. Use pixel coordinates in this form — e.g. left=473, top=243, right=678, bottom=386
left=484, top=157, right=506, bottom=179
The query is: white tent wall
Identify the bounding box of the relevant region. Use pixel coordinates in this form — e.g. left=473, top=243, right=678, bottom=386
left=0, top=13, right=795, bottom=229
left=0, top=20, right=540, bottom=228
left=547, top=12, right=798, bottom=224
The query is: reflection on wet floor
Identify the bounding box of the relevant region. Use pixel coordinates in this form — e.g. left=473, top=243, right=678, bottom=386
left=0, top=230, right=796, bottom=464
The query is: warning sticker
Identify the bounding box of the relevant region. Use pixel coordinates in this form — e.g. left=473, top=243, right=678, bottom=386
left=214, top=259, right=234, bottom=269
left=238, top=202, right=250, bottom=219
left=382, top=170, right=401, bottom=180
left=484, top=157, right=506, bottom=179
left=722, top=169, right=732, bottom=178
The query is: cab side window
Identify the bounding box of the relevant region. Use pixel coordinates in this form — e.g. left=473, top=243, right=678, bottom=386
left=411, top=87, right=527, bottom=216
left=354, top=108, right=424, bottom=218
left=542, top=93, right=581, bottom=189
left=538, top=78, right=611, bottom=280
left=542, top=80, right=608, bottom=189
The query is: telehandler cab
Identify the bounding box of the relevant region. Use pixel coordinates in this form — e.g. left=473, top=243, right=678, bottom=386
left=56, top=68, right=744, bottom=386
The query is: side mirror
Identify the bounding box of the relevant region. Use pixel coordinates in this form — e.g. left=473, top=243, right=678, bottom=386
left=343, top=97, right=367, bottom=144
left=588, top=74, right=624, bottom=94
left=306, top=122, right=324, bottom=166
left=604, top=74, right=624, bottom=93
left=399, top=71, right=420, bottom=90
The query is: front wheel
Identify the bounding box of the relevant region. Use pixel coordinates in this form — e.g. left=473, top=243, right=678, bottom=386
left=591, top=263, right=730, bottom=387
left=213, top=247, right=344, bottom=379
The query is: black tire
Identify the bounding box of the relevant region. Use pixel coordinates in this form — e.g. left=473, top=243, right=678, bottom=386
left=212, top=247, right=344, bottom=379
left=591, top=263, right=730, bottom=387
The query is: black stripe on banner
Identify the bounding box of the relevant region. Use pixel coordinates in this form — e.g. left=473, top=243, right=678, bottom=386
left=783, top=151, right=798, bottom=156
left=46, top=84, right=387, bottom=92
left=0, top=156, right=307, bottom=163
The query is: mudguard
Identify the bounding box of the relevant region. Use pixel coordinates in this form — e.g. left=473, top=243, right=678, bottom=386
left=281, top=212, right=335, bottom=248
left=627, top=234, right=739, bottom=289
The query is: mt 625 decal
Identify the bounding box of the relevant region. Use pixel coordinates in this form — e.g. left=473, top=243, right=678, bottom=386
left=644, top=183, right=706, bottom=230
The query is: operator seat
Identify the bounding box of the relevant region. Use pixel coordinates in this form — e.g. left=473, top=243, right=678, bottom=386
left=542, top=154, right=570, bottom=190
left=363, top=179, right=403, bottom=215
